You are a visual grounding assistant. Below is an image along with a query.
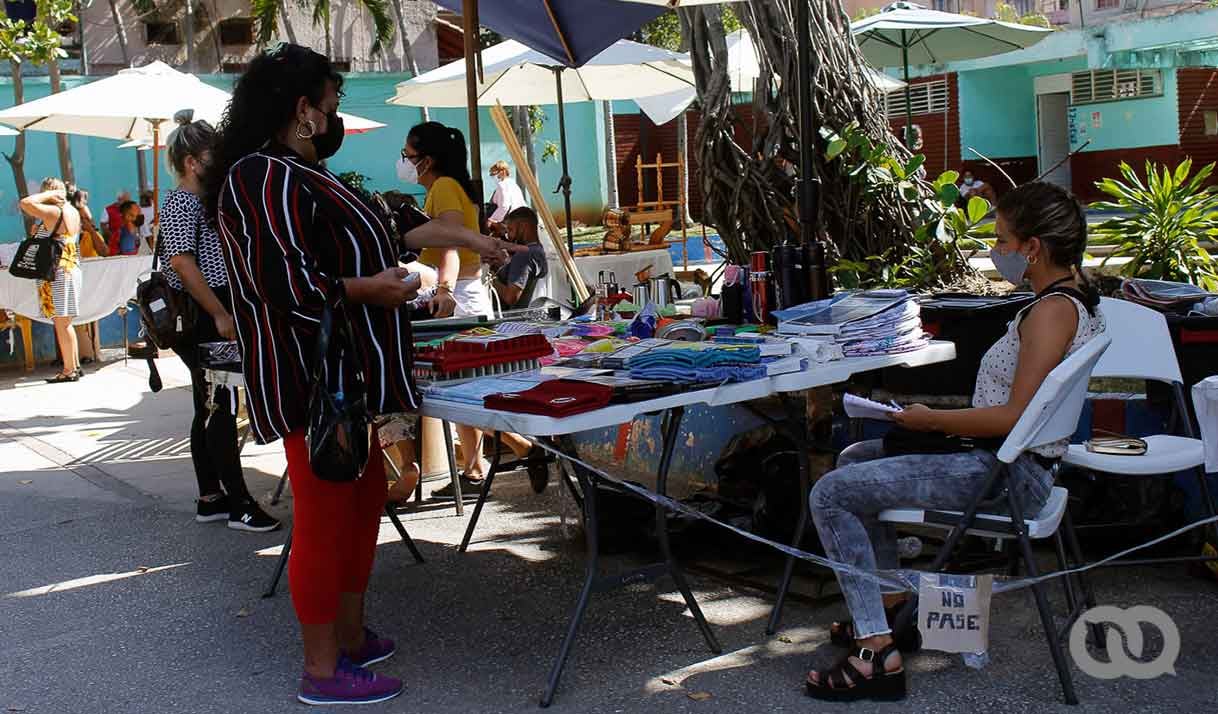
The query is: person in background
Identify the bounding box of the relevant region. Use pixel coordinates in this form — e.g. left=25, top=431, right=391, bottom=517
left=105, top=189, right=130, bottom=250
left=161, top=108, right=280, bottom=534
left=113, top=200, right=143, bottom=255
left=397, top=121, right=499, bottom=497
left=959, top=170, right=997, bottom=204
left=492, top=206, right=546, bottom=311
left=21, top=178, right=82, bottom=383
left=803, top=181, right=1104, bottom=702
left=70, top=186, right=106, bottom=365
left=138, top=189, right=156, bottom=248
left=486, top=159, right=525, bottom=234
left=489, top=205, right=551, bottom=492
left=208, top=43, right=516, bottom=706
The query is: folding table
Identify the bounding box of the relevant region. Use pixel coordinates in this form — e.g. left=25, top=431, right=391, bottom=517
left=421, top=341, right=955, bottom=707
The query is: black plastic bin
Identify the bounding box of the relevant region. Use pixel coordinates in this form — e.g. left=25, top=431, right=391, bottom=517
left=879, top=293, right=1035, bottom=397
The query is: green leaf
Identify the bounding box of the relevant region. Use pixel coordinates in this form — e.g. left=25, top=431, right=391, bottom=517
left=966, top=196, right=989, bottom=224
left=937, top=183, right=960, bottom=207
left=825, top=138, right=847, bottom=162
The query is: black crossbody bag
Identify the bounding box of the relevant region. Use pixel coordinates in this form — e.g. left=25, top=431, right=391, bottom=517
left=306, top=298, right=371, bottom=482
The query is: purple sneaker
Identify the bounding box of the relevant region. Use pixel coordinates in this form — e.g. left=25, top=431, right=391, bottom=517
left=297, top=656, right=403, bottom=706
left=345, top=627, right=396, bottom=667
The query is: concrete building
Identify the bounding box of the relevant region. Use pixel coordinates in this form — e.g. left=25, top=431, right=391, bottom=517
left=78, top=0, right=439, bottom=75
left=880, top=7, right=1218, bottom=200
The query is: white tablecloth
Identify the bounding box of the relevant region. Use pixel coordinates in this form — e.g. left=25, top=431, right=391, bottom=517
left=0, top=254, right=152, bottom=325
left=575, top=250, right=674, bottom=288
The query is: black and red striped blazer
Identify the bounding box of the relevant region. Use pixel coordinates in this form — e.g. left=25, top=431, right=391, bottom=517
left=216, top=146, right=419, bottom=445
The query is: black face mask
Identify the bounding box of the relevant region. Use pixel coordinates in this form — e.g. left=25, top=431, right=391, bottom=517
left=313, top=111, right=344, bottom=160
left=134, top=214, right=145, bottom=227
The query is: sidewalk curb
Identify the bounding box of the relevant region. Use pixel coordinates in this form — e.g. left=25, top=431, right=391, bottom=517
left=0, top=421, right=159, bottom=507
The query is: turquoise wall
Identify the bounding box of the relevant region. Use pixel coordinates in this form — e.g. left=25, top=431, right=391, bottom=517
left=1067, top=70, right=1179, bottom=153
left=0, top=72, right=609, bottom=367
left=958, top=66, right=1037, bottom=159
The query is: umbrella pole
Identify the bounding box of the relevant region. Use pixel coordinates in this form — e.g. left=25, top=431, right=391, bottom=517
left=462, top=0, right=484, bottom=226
left=553, top=67, right=574, bottom=256
left=901, top=30, right=914, bottom=149
left=795, top=0, right=819, bottom=247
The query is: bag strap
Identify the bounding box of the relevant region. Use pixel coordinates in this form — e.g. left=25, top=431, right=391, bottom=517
left=46, top=208, right=64, bottom=238
left=311, top=296, right=364, bottom=393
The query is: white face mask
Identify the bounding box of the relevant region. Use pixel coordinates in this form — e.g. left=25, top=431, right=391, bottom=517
left=396, top=156, right=418, bottom=184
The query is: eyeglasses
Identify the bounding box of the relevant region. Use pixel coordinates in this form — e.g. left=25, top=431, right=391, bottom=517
left=400, top=149, right=422, bottom=163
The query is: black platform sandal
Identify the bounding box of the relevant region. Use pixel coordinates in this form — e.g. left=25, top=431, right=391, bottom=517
left=805, top=644, right=906, bottom=702
left=830, top=603, right=922, bottom=653
left=46, top=372, right=79, bottom=384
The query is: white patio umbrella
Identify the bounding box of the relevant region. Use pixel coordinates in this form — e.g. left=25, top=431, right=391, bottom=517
left=852, top=2, right=1051, bottom=144
left=389, top=38, right=695, bottom=252
left=0, top=61, right=386, bottom=217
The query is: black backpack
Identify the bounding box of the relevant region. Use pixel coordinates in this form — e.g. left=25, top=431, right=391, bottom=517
left=135, top=240, right=194, bottom=350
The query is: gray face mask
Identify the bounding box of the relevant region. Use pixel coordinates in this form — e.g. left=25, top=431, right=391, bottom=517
left=989, top=246, right=1029, bottom=285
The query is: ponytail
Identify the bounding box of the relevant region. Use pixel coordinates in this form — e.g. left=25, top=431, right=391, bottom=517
left=406, top=121, right=477, bottom=203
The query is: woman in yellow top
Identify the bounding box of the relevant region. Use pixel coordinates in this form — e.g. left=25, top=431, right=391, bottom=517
left=397, top=121, right=503, bottom=491
left=397, top=121, right=491, bottom=319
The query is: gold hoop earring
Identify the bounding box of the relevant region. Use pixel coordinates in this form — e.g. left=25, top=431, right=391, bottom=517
left=296, top=119, right=316, bottom=140
left=1029, top=255, right=1039, bottom=265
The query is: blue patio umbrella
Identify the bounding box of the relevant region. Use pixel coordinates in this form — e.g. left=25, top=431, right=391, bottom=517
left=436, top=0, right=666, bottom=254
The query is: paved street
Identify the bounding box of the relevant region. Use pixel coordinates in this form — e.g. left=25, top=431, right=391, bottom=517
left=1, top=357, right=1216, bottom=713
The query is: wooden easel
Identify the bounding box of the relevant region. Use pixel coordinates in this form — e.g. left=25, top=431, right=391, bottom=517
left=601, top=152, right=690, bottom=268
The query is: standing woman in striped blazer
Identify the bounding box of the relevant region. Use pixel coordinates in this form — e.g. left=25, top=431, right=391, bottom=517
left=207, top=43, right=515, bottom=707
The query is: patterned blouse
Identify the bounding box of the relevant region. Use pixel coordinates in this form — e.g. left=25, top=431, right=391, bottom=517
left=159, top=188, right=228, bottom=290
left=216, top=146, right=420, bottom=445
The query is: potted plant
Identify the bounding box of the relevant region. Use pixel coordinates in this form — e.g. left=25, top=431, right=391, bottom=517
left=1091, top=159, right=1218, bottom=291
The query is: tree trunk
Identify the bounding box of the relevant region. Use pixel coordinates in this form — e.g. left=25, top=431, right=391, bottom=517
left=5, top=61, right=30, bottom=233
left=324, top=9, right=333, bottom=59
left=184, top=0, right=196, bottom=73
left=137, top=151, right=148, bottom=194
left=108, top=0, right=130, bottom=66
left=76, top=0, right=89, bottom=75
left=47, top=59, right=75, bottom=185
left=603, top=100, right=618, bottom=210
left=278, top=0, right=298, bottom=43
left=390, top=0, right=428, bottom=120
left=677, top=110, right=692, bottom=224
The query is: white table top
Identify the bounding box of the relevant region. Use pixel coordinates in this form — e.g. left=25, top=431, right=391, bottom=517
left=420, top=341, right=956, bottom=436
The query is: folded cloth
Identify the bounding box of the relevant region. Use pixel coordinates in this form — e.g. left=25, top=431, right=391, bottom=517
left=630, top=364, right=768, bottom=383
left=628, top=344, right=762, bottom=372
left=485, top=379, right=614, bottom=417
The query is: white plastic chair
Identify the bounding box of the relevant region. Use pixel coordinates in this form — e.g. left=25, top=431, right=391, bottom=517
left=880, top=334, right=1111, bottom=706
left=1061, top=298, right=1217, bottom=552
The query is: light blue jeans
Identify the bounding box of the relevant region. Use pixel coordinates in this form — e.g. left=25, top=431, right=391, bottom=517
left=809, top=439, right=1053, bottom=638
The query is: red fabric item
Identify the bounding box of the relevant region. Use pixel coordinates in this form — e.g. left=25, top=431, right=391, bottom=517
left=484, top=379, right=614, bottom=417
left=283, top=430, right=386, bottom=625
left=105, top=202, right=123, bottom=255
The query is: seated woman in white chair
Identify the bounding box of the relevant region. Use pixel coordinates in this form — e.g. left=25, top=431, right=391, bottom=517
left=804, top=181, right=1106, bottom=702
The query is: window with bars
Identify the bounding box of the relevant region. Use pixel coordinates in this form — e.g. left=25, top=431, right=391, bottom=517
left=885, top=80, right=949, bottom=118
left=1095, top=0, right=1119, bottom=9
left=1040, top=0, right=1068, bottom=11
left=1070, top=70, right=1161, bottom=105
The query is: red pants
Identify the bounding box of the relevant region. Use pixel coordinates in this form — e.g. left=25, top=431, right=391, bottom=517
left=283, top=430, right=386, bottom=625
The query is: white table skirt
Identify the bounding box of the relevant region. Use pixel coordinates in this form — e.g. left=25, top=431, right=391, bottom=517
left=0, top=254, right=152, bottom=325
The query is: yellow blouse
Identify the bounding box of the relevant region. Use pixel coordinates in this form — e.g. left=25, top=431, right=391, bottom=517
left=419, top=176, right=480, bottom=271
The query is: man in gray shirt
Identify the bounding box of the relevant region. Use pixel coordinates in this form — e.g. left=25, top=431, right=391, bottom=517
left=493, top=206, right=548, bottom=310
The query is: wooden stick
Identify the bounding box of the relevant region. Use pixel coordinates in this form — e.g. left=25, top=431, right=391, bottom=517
left=490, top=102, right=588, bottom=301
left=678, top=149, right=687, bottom=270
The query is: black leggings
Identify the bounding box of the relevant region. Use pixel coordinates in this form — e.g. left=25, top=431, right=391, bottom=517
left=176, top=292, right=252, bottom=506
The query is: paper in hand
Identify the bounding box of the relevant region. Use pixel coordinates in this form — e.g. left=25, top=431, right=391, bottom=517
left=843, top=393, right=903, bottom=421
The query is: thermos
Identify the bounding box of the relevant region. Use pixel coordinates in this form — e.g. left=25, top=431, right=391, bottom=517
left=721, top=264, right=746, bottom=323
left=749, top=251, right=774, bottom=324
left=807, top=240, right=831, bottom=301
left=772, top=242, right=809, bottom=310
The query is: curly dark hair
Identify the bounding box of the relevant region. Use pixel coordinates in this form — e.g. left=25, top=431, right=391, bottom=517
left=204, top=43, right=343, bottom=222
left=406, top=121, right=476, bottom=204
left=996, top=181, right=1098, bottom=307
